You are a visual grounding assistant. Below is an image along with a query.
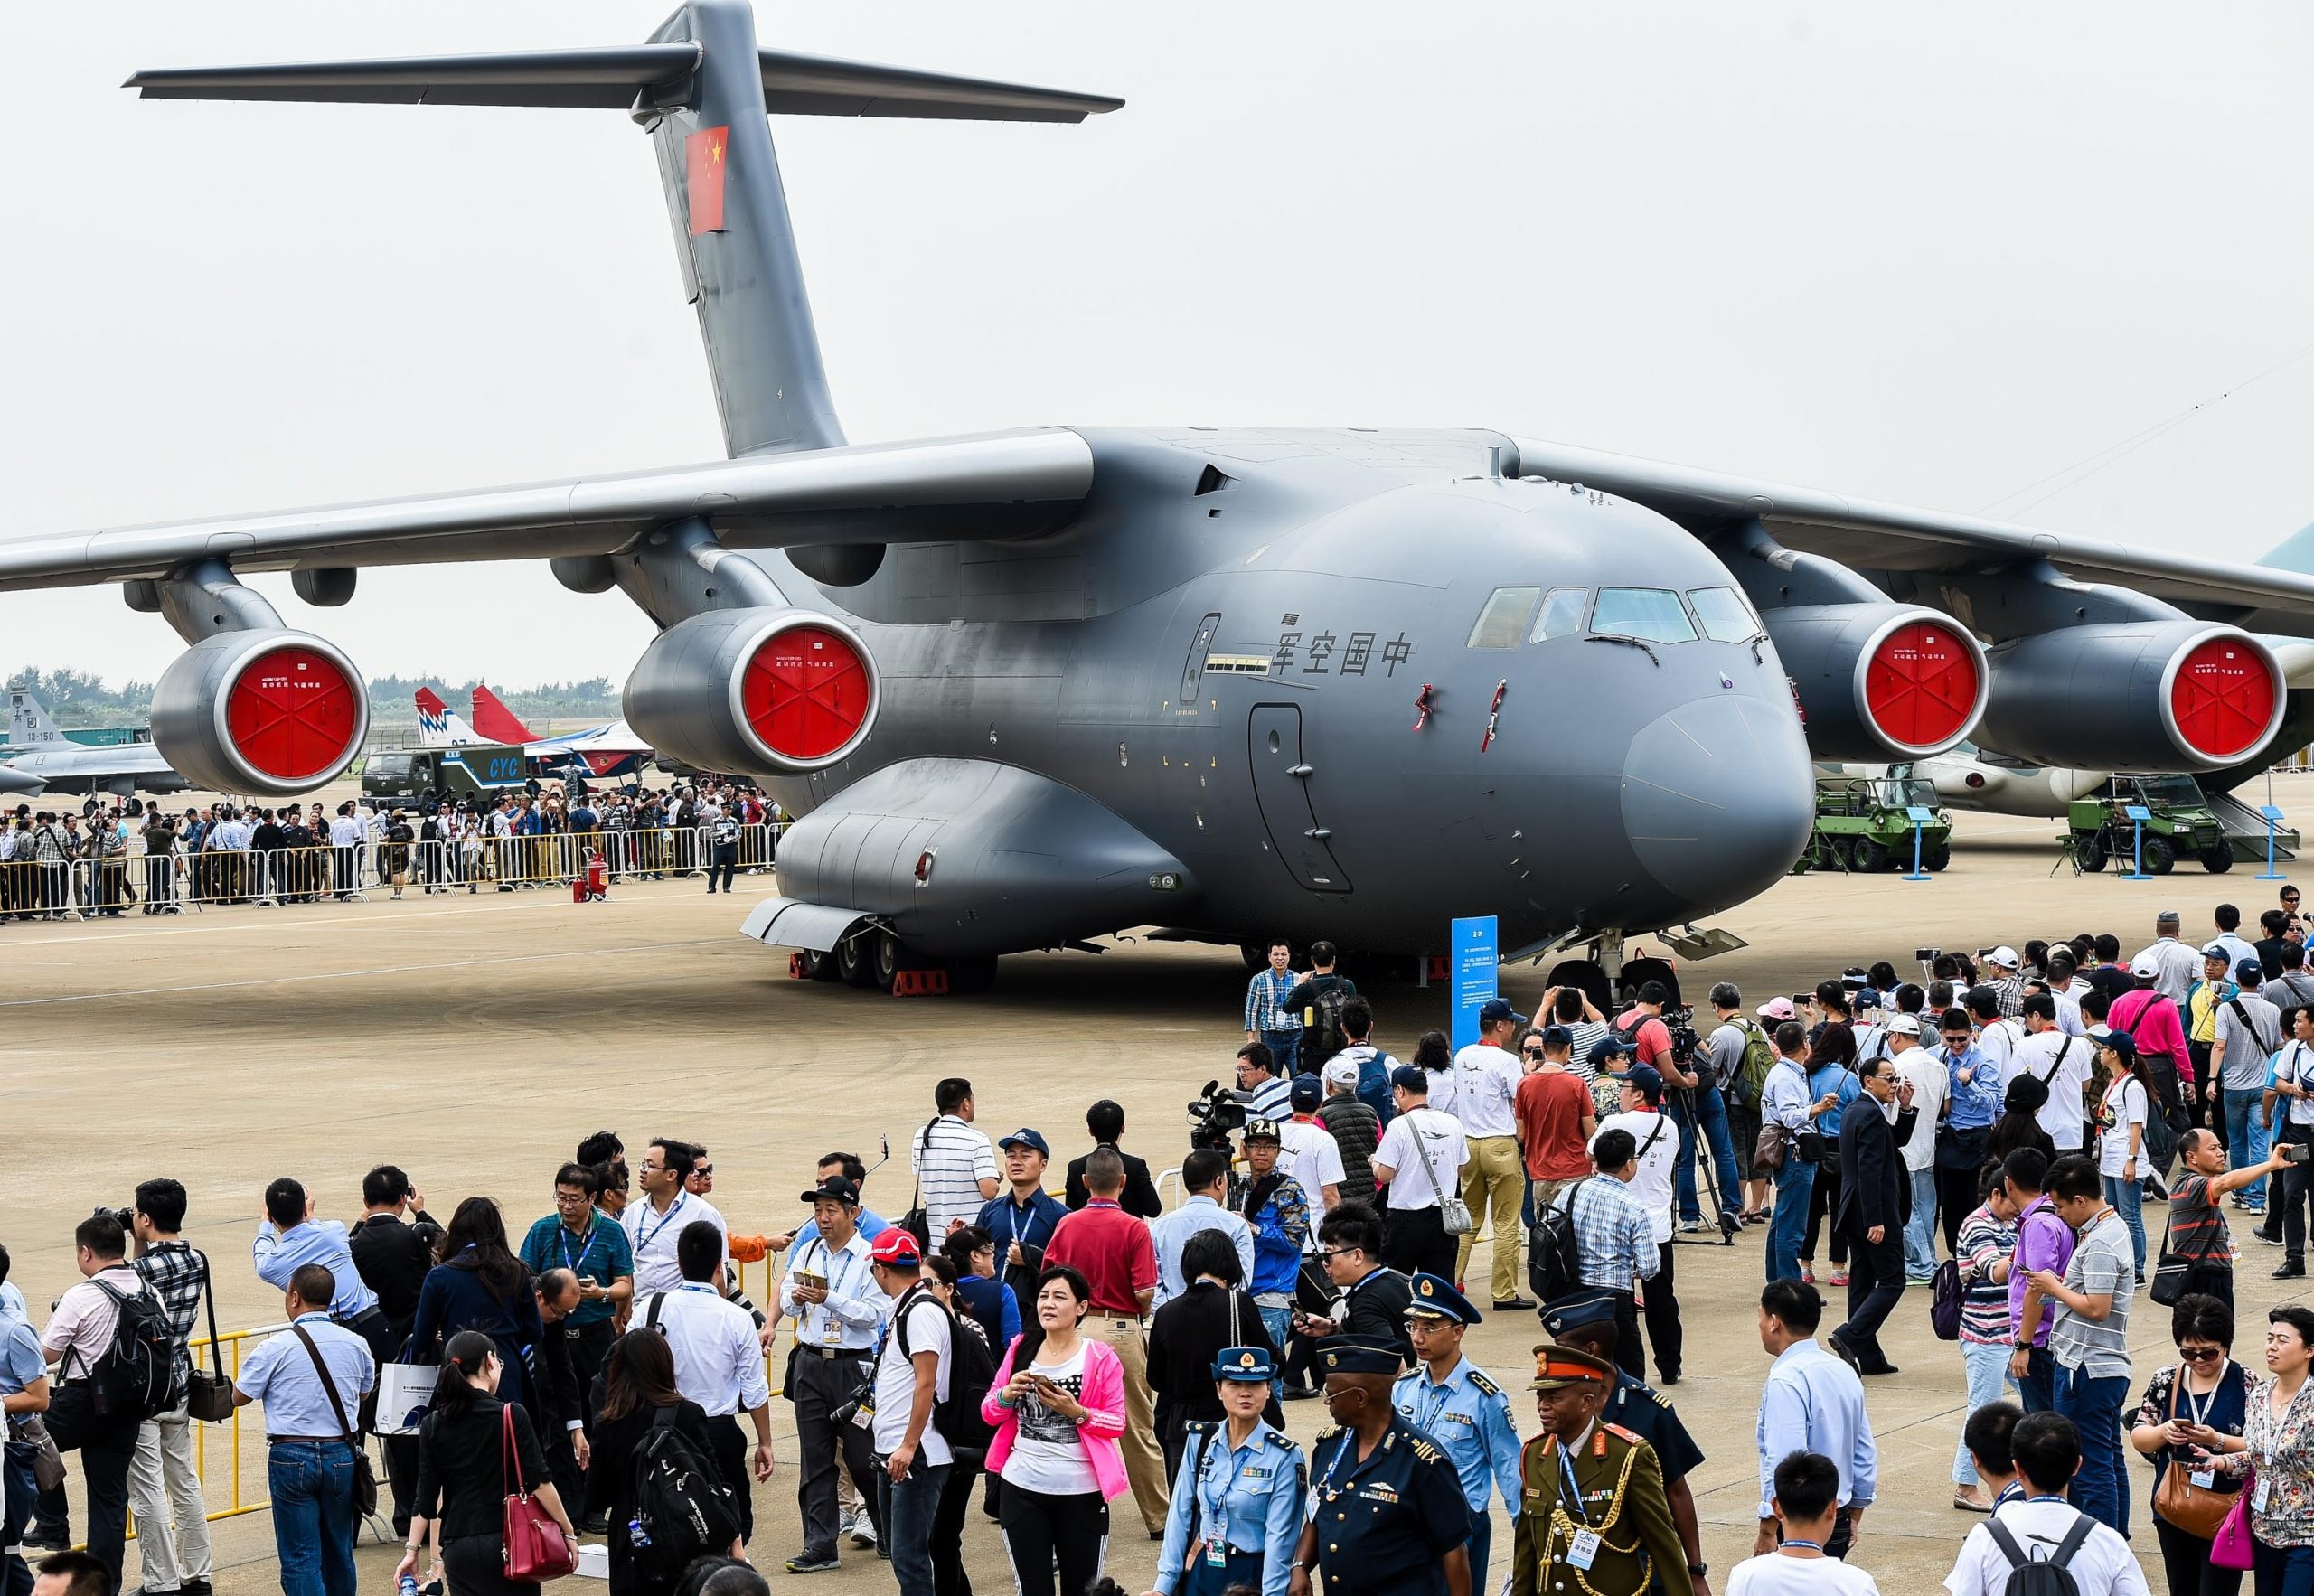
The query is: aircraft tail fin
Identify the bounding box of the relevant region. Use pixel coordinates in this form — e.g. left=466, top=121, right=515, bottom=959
left=2261, top=521, right=2314, bottom=578
left=5, top=686, right=61, bottom=746
left=127, top=0, right=1119, bottom=459
left=415, top=688, right=453, bottom=746
left=470, top=685, right=537, bottom=746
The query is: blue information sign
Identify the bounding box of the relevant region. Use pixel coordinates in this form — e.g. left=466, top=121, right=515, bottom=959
left=1451, top=915, right=1498, bottom=1051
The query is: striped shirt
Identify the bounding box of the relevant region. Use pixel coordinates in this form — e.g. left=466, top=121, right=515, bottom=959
left=2052, top=1210, right=2135, bottom=1379
left=910, top=1115, right=999, bottom=1239
left=1955, top=1205, right=2018, bottom=1346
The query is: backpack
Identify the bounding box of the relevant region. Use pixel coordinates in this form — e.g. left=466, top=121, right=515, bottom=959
left=1983, top=1510, right=2096, bottom=1596
left=1300, top=977, right=1353, bottom=1066
left=893, top=1286, right=997, bottom=1451
left=2133, top=1078, right=2179, bottom=1170
left=1729, top=1020, right=1776, bottom=1108
left=1929, top=1258, right=1963, bottom=1341
left=79, top=1278, right=178, bottom=1420
left=1528, top=1178, right=1591, bottom=1305
left=626, top=1407, right=741, bottom=1584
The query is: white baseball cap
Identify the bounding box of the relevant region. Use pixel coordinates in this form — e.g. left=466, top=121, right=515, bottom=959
left=1988, top=946, right=2019, bottom=970
left=1321, top=1058, right=1361, bottom=1090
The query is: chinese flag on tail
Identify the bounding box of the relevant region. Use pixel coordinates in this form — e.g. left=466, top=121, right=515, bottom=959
left=686, top=125, right=729, bottom=235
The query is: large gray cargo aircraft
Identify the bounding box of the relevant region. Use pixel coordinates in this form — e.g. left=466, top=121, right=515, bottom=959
left=4, top=1, right=2312, bottom=990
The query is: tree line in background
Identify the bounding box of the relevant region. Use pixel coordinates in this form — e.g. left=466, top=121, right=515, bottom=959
left=5, top=667, right=623, bottom=727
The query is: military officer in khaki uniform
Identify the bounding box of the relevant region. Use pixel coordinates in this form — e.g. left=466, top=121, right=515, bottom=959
left=1508, top=1346, right=1688, bottom=1596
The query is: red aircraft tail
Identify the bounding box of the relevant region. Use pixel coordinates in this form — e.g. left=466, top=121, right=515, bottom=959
left=470, top=684, right=536, bottom=745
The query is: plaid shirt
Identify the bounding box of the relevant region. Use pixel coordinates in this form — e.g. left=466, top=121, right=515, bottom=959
left=1245, top=968, right=1295, bottom=1035
left=1555, top=1175, right=1660, bottom=1291
left=132, top=1241, right=207, bottom=1387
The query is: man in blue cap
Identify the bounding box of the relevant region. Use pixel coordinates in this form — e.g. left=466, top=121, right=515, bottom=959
left=1289, top=1338, right=1471, bottom=1596
left=976, top=1128, right=1067, bottom=1310
left=1391, top=1276, right=1519, bottom=1594
left=1153, top=1346, right=1304, bottom=1596
left=1441, top=997, right=1531, bottom=1312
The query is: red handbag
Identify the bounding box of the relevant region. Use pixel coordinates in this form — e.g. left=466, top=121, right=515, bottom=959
left=501, top=1404, right=578, bottom=1582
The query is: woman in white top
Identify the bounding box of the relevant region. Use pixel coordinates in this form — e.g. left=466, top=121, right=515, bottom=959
left=981, top=1266, right=1130, bottom=1596
left=2096, top=1032, right=2153, bottom=1281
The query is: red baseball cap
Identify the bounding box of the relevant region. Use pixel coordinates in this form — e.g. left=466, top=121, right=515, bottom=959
left=869, top=1230, right=923, bottom=1268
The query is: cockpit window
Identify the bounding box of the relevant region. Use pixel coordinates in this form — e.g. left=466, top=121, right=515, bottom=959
left=1466, top=586, right=1540, bottom=649
left=1687, top=586, right=1760, bottom=643
left=1529, top=587, right=1588, bottom=643
left=1591, top=587, right=1698, bottom=644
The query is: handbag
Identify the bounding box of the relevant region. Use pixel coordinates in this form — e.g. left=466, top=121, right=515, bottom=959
left=2152, top=1366, right=2238, bottom=1539
left=2148, top=1206, right=2196, bottom=1310
left=184, top=1252, right=236, bottom=1423
left=14, top=1415, right=65, bottom=1491
left=2212, top=1465, right=2258, bottom=1570
left=500, top=1404, right=578, bottom=1582
left=1408, top=1111, right=1474, bottom=1235
left=289, top=1324, right=378, bottom=1519
left=1753, top=1123, right=1788, bottom=1171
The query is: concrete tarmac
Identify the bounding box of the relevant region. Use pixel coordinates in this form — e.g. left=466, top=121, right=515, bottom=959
left=7, top=791, right=2311, bottom=1592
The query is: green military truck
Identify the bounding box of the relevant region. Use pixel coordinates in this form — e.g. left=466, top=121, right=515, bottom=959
left=362, top=744, right=531, bottom=807
left=1807, top=775, right=1952, bottom=873
left=2066, top=774, right=2234, bottom=875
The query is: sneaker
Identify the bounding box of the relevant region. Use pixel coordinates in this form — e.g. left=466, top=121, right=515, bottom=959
left=848, top=1516, right=879, bottom=1551
left=1829, top=1271, right=1850, bottom=1288
left=785, top=1553, right=840, bottom=1575
left=182, top=1581, right=213, bottom=1596
left=2259, top=1230, right=2287, bottom=1246
left=1677, top=1217, right=1706, bottom=1234
left=1800, top=1266, right=1817, bottom=1285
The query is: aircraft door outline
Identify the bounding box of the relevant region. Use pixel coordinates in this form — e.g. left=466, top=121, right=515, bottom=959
left=1247, top=702, right=1351, bottom=894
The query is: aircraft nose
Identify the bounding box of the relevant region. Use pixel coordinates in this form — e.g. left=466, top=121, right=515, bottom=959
left=1619, top=693, right=1816, bottom=915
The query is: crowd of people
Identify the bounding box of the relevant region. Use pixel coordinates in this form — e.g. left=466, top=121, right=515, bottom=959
left=20, top=891, right=2314, bottom=1596
left=0, top=778, right=781, bottom=918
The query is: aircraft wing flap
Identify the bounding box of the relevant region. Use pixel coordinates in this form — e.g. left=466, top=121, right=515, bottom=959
left=1508, top=436, right=2314, bottom=639
left=0, top=428, right=1094, bottom=594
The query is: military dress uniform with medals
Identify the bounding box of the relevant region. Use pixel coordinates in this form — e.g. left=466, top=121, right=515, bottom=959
left=1154, top=1347, right=1306, bottom=1596
left=1391, top=1275, right=1521, bottom=1595
left=1510, top=1347, right=1688, bottom=1596
left=1303, top=1340, right=1471, bottom=1596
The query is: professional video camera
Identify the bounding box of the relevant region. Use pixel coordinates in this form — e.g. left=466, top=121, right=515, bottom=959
left=1660, top=1006, right=1699, bottom=1067
left=1186, top=1079, right=1248, bottom=1155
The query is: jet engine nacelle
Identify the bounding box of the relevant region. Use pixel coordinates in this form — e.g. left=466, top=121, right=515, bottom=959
left=1978, top=621, right=2285, bottom=773
left=1765, top=604, right=1988, bottom=761
left=150, top=631, right=370, bottom=796
left=623, top=607, right=878, bottom=775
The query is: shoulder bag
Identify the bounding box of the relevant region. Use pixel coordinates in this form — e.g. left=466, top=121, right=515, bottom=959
left=2147, top=1200, right=2200, bottom=1310
left=1408, top=1112, right=1474, bottom=1235
left=898, top=1114, right=940, bottom=1250
left=2152, top=1364, right=2237, bottom=1538
left=500, top=1403, right=578, bottom=1582
left=288, top=1324, right=378, bottom=1518
left=184, top=1252, right=235, bottom=1423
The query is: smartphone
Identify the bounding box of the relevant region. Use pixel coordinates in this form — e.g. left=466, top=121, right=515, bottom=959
left=1914, top=947, right=1940, bottom=963
left=2284, top=1144, right=2311, bottom=1165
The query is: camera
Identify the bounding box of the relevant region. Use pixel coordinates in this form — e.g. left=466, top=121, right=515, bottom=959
left=1186, top=1078, right=1248, bottom=1154
left=1660, top=1006, right=1698, bottom=1066
left=92, top=1205, right=134, bottom=1231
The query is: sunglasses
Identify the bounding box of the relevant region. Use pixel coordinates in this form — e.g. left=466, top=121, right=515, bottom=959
left=1522, top=1047, right=1547, bottom=1058
left=2180, top=1346, right=2225, bottom=1363
left=692, top=1164, right=713, bottom=1177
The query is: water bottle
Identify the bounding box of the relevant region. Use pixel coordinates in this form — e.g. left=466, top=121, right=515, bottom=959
left=627, top=1517, right=652, bottom=1550
left=399, top=1577, right=420, bottom=1596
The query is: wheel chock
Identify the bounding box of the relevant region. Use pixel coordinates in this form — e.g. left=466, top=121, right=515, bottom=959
left=788, top=953, right=810, bottom=980
left=892, top=968, right=951, bottom=998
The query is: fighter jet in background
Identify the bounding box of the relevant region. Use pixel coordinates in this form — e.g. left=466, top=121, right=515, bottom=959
left=413, top=687, right=650, bottom=779
left=0, top=687, right=190, bottom=801
left=2, top=1, right=2312, bottom=994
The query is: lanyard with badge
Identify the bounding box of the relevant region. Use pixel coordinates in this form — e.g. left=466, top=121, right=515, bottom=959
left=2180, top=1364, right=2225, bottom=1490
left=636, top=1194, right=689, bottom=1257
left=1200, top=1432, right=1257, bottom=1566
left=806, top=1240, right=854, bottom=1347
left=2255, top=1377, right=2312, bottom=1513
left=1552, top=1432, right=1604, bottom=1572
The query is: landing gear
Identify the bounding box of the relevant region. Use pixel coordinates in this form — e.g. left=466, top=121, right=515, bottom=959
left=800, top=948, right=843, bottom=981
left=810, top=928, right=995, bottom=994
left=1546, top=958, right=1611, bottom=1016
left=835, top=931, right=889, bottom=990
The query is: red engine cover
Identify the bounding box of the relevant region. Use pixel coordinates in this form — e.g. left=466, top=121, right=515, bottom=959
left=224, top=643, right=362, bottom=782
left=738, top=624, right=872, bottom=762
left=1863, top=620, right=1980, bottom=754
left=2170, top=636, right=2279, bottom=762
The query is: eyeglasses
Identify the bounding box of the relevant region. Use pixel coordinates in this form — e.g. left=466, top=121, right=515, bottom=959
left=1522, top=1048, right=1547, bottom=1058
left=1318, top=1247, right=1359, bottom=1263
left=2180, top=1346, right=2225, bottom=1363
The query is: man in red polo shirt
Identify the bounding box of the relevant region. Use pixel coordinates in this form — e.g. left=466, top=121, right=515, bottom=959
left=1039, top=1146, right=1164, bottom=1537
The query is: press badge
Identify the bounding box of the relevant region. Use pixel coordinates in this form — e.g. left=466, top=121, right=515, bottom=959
left=2190, top=1468, right=2217, bottom=1490
left=1205, top=1541, right=1227, bottom=1569
left=1566, top=1529, right=1602, bottom=1571
left=2257, top=1478, right=2272, bottom=1513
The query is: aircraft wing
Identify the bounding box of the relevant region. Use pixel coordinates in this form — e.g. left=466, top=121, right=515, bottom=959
left=0, top=429, right=1092, bottom=594
left=1508, top=437, right=2314, bottom=640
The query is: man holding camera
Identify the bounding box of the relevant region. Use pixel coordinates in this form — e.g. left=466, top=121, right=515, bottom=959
left=1669, top=985, right=1748, bottom=1235
left=38, top=1214, right=155, bottom=1595
left=127, top=1183, right=212, bottom=1596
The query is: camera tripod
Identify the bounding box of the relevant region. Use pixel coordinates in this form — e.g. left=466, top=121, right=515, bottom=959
left=1663, top=1079, right=1739, bottom=1247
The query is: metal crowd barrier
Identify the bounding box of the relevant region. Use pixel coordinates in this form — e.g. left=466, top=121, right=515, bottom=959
left=0, top=825, right=784, bottom=919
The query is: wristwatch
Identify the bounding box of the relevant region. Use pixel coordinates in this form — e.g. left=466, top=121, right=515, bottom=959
left=1688, top=1563, right=1709, bottom=1577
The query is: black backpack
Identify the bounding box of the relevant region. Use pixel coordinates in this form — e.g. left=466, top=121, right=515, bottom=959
left=626, top=1408, right=741, bottom=1584
left=1528, top=1178, right=1591, bottom=1305
left=1301, top=977, right=1354, bottom=1067
left=894, top=1287, right=997, bottom=1452
left=1983, top=1511, right=2095, bottom=1596
left=80, top=1278, right=178, bottom=1420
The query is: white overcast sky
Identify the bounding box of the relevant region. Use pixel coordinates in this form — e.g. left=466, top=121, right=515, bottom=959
left=4, top=3, right=2312, bottom=689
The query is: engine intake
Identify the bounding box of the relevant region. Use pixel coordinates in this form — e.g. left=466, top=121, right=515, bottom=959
left=1764, top=604, right=1988, bottom=760
left=150, top=632, right=369, bottom=796
left=624, top=607, right=878, bottom=775
left=1977, top=621, right=2284, bottom=773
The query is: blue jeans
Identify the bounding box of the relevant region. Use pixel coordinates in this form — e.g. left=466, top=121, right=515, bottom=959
left=2228, top=1087, right=2272, bottom=1206
left=1260, top=1032, right=1300, bottom=1079
left=2014, top=1344, right=2055, bottom=1414
left=1259, top=1304, right=1293, bottom=1401
left=2054, top=1364, right=2131, bottom=1536
left=880, top=1460, right=950, bottom=1596
left=1768, top=1158, right=1815, bottom=1282
left=2103, top=1175, right=2148, bottom=1277
left=2253, top=1537, right=2314, bottom=1595
left=1953, top=1340, right=2016, bottom=1485
left=268, top=1441, right=358, bottom=1596
left=1904, top=1166, right=1939, bottom=1278
left=3, top=1438, right=34, bottom=1596
left=1669, top=1084, right=1742, bottom=1223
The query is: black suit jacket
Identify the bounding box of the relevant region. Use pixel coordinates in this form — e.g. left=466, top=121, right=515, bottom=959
left=1063, top=1144, right=1164, bottom=1217
left=1835, top=1101, right=1917, bottom=1236
left=347, top=1209, right=442, bottom=1340
left=533, top=1310, right=587, bottom=1433
left=1145, top=1281, right=1283, bottom=1442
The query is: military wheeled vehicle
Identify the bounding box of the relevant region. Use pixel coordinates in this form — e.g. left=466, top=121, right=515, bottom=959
left=1807, top=775, right=1952, bottom=873
left=2066, top=774, right=2234, bottom=875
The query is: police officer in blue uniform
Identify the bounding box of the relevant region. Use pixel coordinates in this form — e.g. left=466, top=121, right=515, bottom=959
left=1392, top=1274, right=1521, bottom=1595
left=1152, top=1346, right=1305, bottom=1596
left=1288, top=1338, right=1471, bottom=1596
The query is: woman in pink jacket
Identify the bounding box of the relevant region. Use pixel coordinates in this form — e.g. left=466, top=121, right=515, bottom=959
left=979, top=1265, right=1130, bottom=1596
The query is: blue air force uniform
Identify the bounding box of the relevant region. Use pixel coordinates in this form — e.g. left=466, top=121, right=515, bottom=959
left=1155, top=1347, right=1306, bottom=1596
left=1393, top=1275, right=1522, bottom=1595
left=1306, top=1339, right=1472, bottom=1596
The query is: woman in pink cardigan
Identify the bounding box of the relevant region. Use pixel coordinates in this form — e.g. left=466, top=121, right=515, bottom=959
left=979, top=1264, right=1131, bottom=1596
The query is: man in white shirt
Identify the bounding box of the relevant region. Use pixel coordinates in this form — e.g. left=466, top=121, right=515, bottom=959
left=868, top=1230, right=950, bottom=1596
left=1942, top=1411, right=2149, bottom=1596
left=1371, top=1066, right=1470, bottom=1281
left=1729, top=1449, right=1882, bottom=1595
left=1237, top=1043, right=1293, bottom=1122
left=2132, top=910, right=2202, bottom=1005
left=1886, top=1016, right=1950, bottom=1282
left=776, top=1178, right=884, bottom=1574
left=2006, top=996, right=2093, bottom=1156
left=1592, top=1065, right=1684, bottom=1385
left=38, top=1213, right=157, bottom=1593
left=643, top=1222, right=773, bottom=1544
left=1279, top=1075, right=1347, bottom=1220
left=325, top=803, right=366, bottom=900
left=623, top=1139, right=727, bottom=1296
left=1146, top=1150, right=1255, bottom=1309
left=1435, top=997, right=1529, bottom=1310
left=909, top=1078, right=1001, bottom=1241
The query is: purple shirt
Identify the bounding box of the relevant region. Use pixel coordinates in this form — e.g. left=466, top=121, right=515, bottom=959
left=2008, top=1195, right=2075, bottom=1347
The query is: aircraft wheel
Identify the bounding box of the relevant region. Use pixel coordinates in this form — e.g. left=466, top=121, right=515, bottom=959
left=800, top=948, right=843, bottom=982
left=2202, top=846, right=2235, bottom=874
left=1851, top=838, right=1889, bottom=873
left=2143, top=836, right=2177, bottom=876
left=1546, top=959, right=1611, bottom=1016
left=1240, top=943, right=1267, bottom=973
left=872, top=930, right=901, bottom=990
left=1923, top=840, right=1952, bottom=872
left=2075, top=834, right=2108, bottom=872
left=836, top=933, right=876, bottom=988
